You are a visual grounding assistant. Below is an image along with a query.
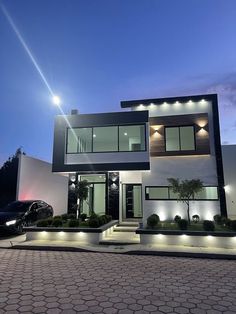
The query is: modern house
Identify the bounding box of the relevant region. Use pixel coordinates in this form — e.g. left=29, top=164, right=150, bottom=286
left=52, top=94, right=227, bottom=224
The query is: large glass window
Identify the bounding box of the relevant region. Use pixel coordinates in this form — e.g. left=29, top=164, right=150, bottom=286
left=66, top=124, right=146, bottom=153
left=93, top=126, right=118, bottom=152
left=146, top=187, right=169, bottom=200
left=165, top=126, right=195, bottom=151
left=119, top=125, right=145, bottom=151
left=67, top=128, right=92, bottom=153
left=145, top=186, right=218, bottom=200
left=194, top=187, right=218, bottom=200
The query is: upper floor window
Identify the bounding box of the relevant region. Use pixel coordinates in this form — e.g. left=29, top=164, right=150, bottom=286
left=67, top=128, right=92, bottom=153
left=93, top=127, right=118, bottom=152
left=66, top=124, right=146, bottom=154
left=165, top=126, right=195, bottom=151
left=119, top=125, right=145, bottom=151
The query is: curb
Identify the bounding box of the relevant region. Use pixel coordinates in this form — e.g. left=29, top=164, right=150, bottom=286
left=8, top=245, right=236, bottom=260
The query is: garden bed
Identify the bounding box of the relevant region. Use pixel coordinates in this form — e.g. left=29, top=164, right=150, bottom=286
left=24, top=220, right=118, bottom=245
left=136, top=228, right=236, bottom=249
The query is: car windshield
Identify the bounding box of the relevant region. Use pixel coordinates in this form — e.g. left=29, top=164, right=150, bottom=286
left=0, top=201, right=32, bottom=212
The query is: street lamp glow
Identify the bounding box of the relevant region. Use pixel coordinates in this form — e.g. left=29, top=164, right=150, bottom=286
left=52, top=95, right=61, bottom=106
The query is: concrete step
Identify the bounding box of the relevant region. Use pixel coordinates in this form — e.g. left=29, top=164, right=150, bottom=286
left=114, top=226, right=138, bottom=232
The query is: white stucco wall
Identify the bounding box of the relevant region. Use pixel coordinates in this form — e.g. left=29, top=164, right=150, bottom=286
left=16, top=155, right=69, bottom=216
left=125, top=99, right=221, bottom=224
left=222, top=145, right=236, bottom=219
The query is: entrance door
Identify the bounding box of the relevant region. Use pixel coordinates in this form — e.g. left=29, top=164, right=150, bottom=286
left=80, top=174, right=106, bottom=216
left=123, top=184, right=142, bottom=219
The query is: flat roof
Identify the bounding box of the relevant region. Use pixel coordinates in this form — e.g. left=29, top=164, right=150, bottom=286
left=120, top=93, right=217, bottom=108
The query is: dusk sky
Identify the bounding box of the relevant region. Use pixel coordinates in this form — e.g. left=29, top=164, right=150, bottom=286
left=0, top=0, right=236, bottom=165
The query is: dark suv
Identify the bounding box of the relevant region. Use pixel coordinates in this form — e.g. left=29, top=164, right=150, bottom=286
left=0, top=200, right=53, bottom=234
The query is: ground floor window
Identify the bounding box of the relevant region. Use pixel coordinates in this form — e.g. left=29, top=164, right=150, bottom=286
left=145, top=186, right=218, bottom=200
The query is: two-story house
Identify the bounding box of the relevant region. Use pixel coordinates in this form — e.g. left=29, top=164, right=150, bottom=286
left=52, top=94, right=227, bottom=224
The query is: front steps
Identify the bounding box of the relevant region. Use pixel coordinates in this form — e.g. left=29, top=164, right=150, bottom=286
left=100, top=221, right=140, bottom=245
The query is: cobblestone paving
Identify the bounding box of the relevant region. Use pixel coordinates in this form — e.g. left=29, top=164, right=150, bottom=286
left=0, top=249, right=236, bottom=314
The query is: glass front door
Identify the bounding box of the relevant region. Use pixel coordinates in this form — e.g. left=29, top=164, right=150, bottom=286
left=80, top=174, right=106, bottom=216
left=122, top=184, right=142, bottom=219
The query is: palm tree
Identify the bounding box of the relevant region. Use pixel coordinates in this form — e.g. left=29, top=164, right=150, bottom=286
left=75, top=180, right=90, bottom=218
left=167, top=178, right=203, bottom=224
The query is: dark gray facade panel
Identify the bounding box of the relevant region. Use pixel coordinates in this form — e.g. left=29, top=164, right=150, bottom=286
left=52, top=111, right=149, bottom=173
left=52, top=162, right=150, bottom=172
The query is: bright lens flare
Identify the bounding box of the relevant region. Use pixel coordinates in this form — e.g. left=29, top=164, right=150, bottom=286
left=0, top=4, right=54, bottom=96
left=52, top=95, right=61, bottom=106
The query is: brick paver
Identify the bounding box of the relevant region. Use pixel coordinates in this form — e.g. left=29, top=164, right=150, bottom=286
left=0, top=249, right=236, bottom=313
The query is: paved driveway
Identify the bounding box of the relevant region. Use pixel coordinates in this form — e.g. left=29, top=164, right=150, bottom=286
left=0, top=249, right=236, bottom=314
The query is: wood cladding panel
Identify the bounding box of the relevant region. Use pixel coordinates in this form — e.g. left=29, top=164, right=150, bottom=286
left=149, top=113, right=210, bottom=156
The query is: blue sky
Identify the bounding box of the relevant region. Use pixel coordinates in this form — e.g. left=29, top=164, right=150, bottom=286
left=0, top=0, right=236, bottom=165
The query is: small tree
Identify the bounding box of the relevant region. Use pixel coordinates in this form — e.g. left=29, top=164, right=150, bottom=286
left=167, top=178, right=203, bottom=224
left=75, top=180, right=90, bottom=218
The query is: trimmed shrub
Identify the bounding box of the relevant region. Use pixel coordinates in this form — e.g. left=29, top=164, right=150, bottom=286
left=36, top=219, right=50, bottom=227
left=213, top=214, right=222, bottom=225
left=105, top=215, right=112, bottom=222
left=88, top=213, right=100, bottom=228
left=221, top=217, right=231, bottom=227
left=67, top=213, right=76, bottom=219
left=98, top=215, right=108, bottom=226
left=192, top=214, right=200, bottom=223
left=53, top=215, right=62, bottom=220
left=177, top=219, right=188, bottom=230
left=174, top=215, right=181, bottom=223
left=80, top=213, right=87, bottom=222
left=230, top=220, right=236, bottom=231
left=68, top=219, right=80, bottom=227
left=46, top=217, right=53, bottom=226
left=203, top=220, right=215, bottom=231
left=51, top=218, right=63, bottom=227
left=147, top=214, right=160, bottom=229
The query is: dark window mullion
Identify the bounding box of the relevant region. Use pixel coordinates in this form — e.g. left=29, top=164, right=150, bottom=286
left=118, top=126, right=120, bottom=152
left=179, top=126, right=182, bottom=151
left=91, top=127, right=94, bottom=153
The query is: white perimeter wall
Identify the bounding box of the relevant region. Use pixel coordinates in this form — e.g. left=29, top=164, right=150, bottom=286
left=222, top=145, right=236, bottom=219
left=16, top=155, right=68, bottom=216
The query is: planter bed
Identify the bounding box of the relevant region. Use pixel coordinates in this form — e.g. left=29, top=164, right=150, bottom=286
left=136, top=229, right=236, bottom=249
left=24, top=220, right=118, bottom=245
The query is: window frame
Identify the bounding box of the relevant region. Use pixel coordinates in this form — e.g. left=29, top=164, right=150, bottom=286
left=164, top=125, right=196, bottom=152
left=65, top=123, right=147, bottom=154
left=145, top=186, right=219, bottom=201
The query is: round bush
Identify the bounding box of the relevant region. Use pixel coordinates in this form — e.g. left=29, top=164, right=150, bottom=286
left=61, top=213, right=70, bottom=221
left=177, top=219, right=188, bottom=230
left=174, top=215, right=181, bottom=223
left=105, top=215, right=112, bottom=222
left=67, top=213, right=76, bottom=219
left=36, top=219, right=49, bottom=227
left=192, top=214, right=200, bottom=223
left=230, top=220, right=236, bottom=231
left=68, top=219, right=80, bottom=227
left=98, top=215, right=107, bottom=226
left=221, top=217, right=231, bottom=227
left=53, top=215, right=62, bottom=220
left=213, top=214, right=222, bottom=225
left=88, top=213, right=100, bottom=228
left=51, top=218, right=63, bottom=227
left=203, top=220, right=215, bottom=231
left=80, top=213, right=87, bottom=222
left=147, top=214, right=160, bottom=229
